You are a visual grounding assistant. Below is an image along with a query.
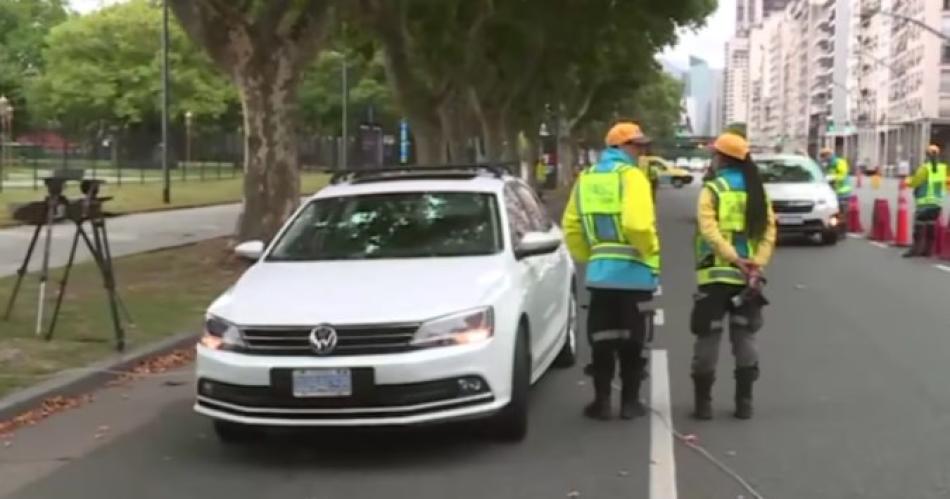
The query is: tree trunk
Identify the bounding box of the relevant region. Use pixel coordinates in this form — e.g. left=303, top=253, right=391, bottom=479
left=438, top=95, right=466, bottom=163
left=557, top=132, right=577, bottom=188
left=408, top=113, right=445, bottom=165
left=234, top=56, right=301, bottom=242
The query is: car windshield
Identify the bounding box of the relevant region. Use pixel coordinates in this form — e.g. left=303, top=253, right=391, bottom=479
left=267, top=192, right=502, bottom=261
left=757, top=157, right=823, bottom=183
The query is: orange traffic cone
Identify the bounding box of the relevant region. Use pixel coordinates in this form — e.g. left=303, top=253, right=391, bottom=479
left=847, top=195, right=863, bottom=233
left=869, top=199, right=894, bottom=241
left=894, top=185, right=912, bottom=247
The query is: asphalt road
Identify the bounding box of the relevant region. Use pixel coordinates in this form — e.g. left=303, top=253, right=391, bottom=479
left=3, top=181, right=950, bottom=498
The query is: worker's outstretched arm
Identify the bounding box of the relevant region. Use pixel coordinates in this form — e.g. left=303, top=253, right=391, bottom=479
left=561, top=184, right=591, bottom=263
left=620, top=168, right=660, bottom=258
left=905, top=164, right=929, bottom=189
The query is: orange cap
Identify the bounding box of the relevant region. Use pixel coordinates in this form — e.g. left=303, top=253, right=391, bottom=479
left=712, top=133, right=750, bottom=161
left=927, top=144, right=940, bottom=154
left=819, top=147, right=833, bottom=156
left=605, top=122, right=651, bottom=147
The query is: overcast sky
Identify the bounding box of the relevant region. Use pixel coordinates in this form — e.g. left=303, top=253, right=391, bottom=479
left=662, top=0, right=734, bottom=69
left=70, top=0, right=733, bottom=69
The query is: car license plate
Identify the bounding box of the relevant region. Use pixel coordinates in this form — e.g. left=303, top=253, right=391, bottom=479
left=778, top=215, right=804, bottom=225
left=292, top=368, right=352, bottom=398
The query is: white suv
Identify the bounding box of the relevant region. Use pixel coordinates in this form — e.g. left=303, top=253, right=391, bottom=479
left=195, top=166, right=577, bottom=443
left=756, top=154, right=841, bottom=245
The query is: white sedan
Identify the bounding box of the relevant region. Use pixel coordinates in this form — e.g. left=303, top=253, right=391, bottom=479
left=195, top=166, right=577, bottom=443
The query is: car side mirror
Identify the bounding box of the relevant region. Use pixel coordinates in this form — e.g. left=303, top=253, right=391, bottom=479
left=515, top=231, right=562, bottom=259
left=234, top=240, right=265, bottom=261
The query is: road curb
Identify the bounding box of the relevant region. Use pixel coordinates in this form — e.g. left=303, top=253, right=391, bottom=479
left=0, top=332, right=197, bottom=422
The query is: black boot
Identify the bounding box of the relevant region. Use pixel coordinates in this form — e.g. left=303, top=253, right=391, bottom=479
left=734, top=366, right=759, bottom=420
left=691, top=372, right=714, bottom=420
left=584, top=376, right=612, bottom=421
left=620, top=372, right=646, bottom=420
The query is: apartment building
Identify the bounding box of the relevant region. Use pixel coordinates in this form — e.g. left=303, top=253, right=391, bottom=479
left=724, top=38, right=751, bottom=126
left=745, top=0, right=851, bottom=156
left=743, top=0, right=950, bottom=166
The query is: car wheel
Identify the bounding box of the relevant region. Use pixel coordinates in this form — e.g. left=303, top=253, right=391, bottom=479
left=820, top=229, right=839, bottom=246
left=492, top=324, right=530, bottom=442
left=672, top=178, right=685, bottom=188
left=213, top=420, right=261, bottom=444
left=553, top=289, right=578, bottom=368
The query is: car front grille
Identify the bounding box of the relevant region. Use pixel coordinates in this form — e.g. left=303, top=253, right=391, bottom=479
left=240, top=324, right=420, bottom=356
left=772, top=200, right=815, bottom=214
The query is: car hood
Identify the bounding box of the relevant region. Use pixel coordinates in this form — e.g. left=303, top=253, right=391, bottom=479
left=209, top=256, right=512, bottom=326
left=765, top=182, right=834, bottom=202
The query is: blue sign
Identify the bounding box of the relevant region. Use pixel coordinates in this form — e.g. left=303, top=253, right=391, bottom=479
left=399, top=119, right=409, bottom=164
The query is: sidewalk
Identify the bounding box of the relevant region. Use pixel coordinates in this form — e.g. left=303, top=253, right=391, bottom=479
left=0, top=203, right=240, bottom=278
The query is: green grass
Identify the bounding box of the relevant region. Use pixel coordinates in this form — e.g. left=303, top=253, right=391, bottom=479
left=0, top=172, right=329, bottom=227
left=0, top=238, right=246, bottom=397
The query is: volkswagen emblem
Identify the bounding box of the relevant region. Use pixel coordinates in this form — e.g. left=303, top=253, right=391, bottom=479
left=309, top=325, right=338, bottom=355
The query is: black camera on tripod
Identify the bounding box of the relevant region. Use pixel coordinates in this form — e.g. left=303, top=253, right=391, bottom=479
left=4, top=174, right=128, bottom=351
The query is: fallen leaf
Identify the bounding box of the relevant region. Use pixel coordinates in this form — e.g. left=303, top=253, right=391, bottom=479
left=617, top=470, right=629, bottom=477
left=567, top=491, right=580, bottom=498
left=725, top=450, right=737, bottom=457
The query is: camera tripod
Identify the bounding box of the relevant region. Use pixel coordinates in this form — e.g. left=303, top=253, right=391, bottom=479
left=3, top=178, right=130, bottom=352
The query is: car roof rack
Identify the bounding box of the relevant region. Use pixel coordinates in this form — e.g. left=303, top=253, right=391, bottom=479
left=327, top=163, right=516, bottom=185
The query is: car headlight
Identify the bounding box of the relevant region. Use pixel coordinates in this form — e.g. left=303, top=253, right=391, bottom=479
left=199, top=315, right=245, bottom=350
left=411, top=307, right=494, bottom=348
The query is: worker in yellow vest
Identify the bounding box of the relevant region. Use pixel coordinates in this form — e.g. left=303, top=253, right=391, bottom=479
left=690, top=133, right=777, bottom=420
left=903, top=144, right=949, bottom=257
left=562, top=122, right=660, bottom=421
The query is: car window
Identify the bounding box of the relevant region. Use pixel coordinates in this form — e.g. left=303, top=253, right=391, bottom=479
left=757, top=157, right=823, bottom=183
left=511, top=183, right=554, bottom=232
left=504, top=184, right=532, bottom=243
left=267, top=192, right=503, bottom=261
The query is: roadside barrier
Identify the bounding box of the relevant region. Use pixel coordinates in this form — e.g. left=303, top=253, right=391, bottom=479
left=869, top=199, right=894, bottom=242
left=894, top=187, right=912, bottom=247
left=847, top=196, right=863, bottom=233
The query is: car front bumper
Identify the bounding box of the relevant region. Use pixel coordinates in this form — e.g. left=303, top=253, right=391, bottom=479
left=193, top=341, right=510, bottom=427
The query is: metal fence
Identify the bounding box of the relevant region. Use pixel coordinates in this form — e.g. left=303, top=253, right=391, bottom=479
left=0, top=124, right=398, bottom=190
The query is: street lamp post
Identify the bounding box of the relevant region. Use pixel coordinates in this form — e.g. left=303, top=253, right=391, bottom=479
left=0, top=95, right=13, bottom=194
left=184, top=110, right=193, bottom=181
left=160, top=0, right=171, bottom=203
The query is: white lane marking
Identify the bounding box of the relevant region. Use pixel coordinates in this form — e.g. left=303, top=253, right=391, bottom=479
left=846, top=233, right=865, bottom=239
left=870, top=241, right=889, bottom=249
left=936, top=264, right=950, bottom=274
left=649, top=349, right=678, bottom=499
left=654, top=285, right=663, bottom=297
left=653, top=309, right=665, bottom=327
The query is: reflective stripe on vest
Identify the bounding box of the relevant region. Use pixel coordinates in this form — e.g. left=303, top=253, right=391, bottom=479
left=917, top=162, right=948, bottom=207
left=590, top=244, right=642, bottom=260
left=695, top=175, right=758, bottom=286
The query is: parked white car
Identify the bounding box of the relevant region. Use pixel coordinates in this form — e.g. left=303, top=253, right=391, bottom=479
left=756, top=154, right=841, bottom=245
left=195, top=166, right=577, bottom=443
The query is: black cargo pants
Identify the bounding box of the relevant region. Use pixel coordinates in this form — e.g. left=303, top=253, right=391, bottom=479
left=587, top=289, right=652, bottom=388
